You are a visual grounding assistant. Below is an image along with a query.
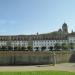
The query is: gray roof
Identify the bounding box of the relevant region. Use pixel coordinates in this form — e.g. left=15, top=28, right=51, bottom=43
left=0, top=32, right=70, bottom=41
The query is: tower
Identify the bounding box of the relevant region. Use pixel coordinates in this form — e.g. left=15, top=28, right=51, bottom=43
left=62, top=23, right=68, bottom=34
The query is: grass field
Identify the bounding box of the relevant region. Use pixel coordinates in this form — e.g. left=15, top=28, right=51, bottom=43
left=0, top=71, right=75, bottom=75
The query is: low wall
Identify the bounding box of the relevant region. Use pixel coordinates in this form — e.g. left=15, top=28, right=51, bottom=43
left=0, top=51, right=74, bottom=65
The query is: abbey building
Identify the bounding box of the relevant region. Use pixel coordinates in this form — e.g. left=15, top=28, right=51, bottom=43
left=0, top=23, right=75, bottom=51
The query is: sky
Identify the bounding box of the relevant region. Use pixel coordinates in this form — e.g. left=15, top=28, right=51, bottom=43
left=0, top=0, right=75, bottom=35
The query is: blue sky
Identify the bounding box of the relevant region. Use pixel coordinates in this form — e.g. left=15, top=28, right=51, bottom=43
left=0, top=0, right=75, bottom=35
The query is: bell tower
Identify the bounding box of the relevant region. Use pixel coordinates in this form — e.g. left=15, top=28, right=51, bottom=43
left=62, top=23, right=68, bottom=34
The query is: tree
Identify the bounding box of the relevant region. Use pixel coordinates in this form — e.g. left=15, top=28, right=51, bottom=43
left=69, top=43, right=74, bottom=50
left=21, top=46, right=26, bottom=51
left=14, top=46, right=17, bottom=51
left=27, top=46, right=32, bottom=51
left=35, top=47, right=39, bottom=51
left=41, top=46, right=46, bottom=51
left=48, top=46, right=53, bottom=51
left=15, top=46, right=21, bottom=51
left=1, top=46, right=7, bottom=51
left=54, top=43, right=61, bottom=51
left=0, top=46, right=2, bottom=50
left=7, top=46, right=13, bottom=50
left=62, top=43, right=68, bottom=50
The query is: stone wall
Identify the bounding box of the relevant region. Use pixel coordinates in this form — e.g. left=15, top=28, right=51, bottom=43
left=0, top=51, right=74, bottom=65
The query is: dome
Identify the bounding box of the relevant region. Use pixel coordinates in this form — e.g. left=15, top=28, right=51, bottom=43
left=62, top=22, right=68, bottom=33
left=62, top=23, right=67, bottom=27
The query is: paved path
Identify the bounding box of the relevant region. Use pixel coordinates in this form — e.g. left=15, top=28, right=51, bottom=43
left=0, top=63, right=75, bottom=72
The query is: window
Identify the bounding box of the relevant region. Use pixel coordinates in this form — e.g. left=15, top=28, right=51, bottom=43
left=48, top=44, right=49, bottom=45
left=48, top=40, right=49, bottom=42
left=50, top=40, right=52, bottom=42
left=34, top=43, right=35, bottom=46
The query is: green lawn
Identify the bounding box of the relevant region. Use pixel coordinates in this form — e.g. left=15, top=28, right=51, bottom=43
left=0, top=71, right=75, bottom=75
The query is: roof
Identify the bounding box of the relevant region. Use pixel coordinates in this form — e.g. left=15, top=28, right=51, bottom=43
left=0, top=31, right=70, bottom=41
left=68, top=32, right=75, bottom=37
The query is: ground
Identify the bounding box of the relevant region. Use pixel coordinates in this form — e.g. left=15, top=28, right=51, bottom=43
left=0, top=63, right=74, bottom=72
